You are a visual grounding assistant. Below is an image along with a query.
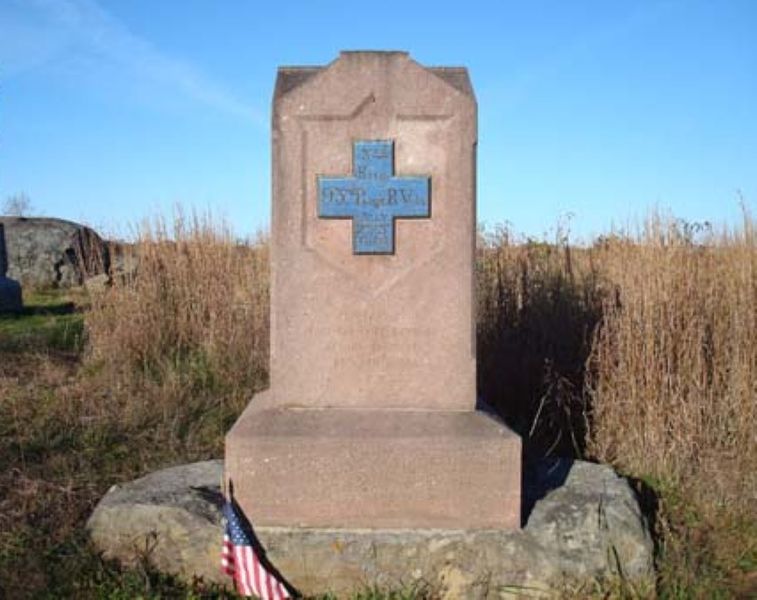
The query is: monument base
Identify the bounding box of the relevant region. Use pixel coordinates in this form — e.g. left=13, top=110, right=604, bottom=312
left=225, top=392, right=521, bottom=530
left=88, top=459, right=655, bottom=598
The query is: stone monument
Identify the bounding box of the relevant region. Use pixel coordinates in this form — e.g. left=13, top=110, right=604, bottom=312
left=226, top=49, right=520, bottom=534
left=0, top=223, right=23, bottom=313
left=82, top=50, right=654, bottom=599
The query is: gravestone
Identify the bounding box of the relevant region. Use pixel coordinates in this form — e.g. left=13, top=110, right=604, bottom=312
left=226, top=52, right=521, bottom=534
left=0, top=223, right=23, bottom=313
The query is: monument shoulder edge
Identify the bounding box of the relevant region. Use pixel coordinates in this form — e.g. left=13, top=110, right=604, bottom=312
left=427, top=67, right=475, bottom=99
left=273, top=67, right=324, bottom=100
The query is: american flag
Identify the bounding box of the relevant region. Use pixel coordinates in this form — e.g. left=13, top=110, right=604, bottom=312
left=221, top=499, right=291, bottom=599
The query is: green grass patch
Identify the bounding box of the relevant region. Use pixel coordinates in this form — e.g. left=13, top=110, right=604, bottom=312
left=0, top=288, right=85, bottom=352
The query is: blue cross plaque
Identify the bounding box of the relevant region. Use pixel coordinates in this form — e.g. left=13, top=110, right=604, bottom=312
left=318, top=140, right=430, bottom=254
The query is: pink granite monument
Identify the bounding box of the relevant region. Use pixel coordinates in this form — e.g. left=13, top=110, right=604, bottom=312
left=226, top=51, right=521, bottom=530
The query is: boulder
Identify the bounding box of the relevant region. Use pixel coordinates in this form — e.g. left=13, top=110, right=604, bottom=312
left=88, top=461, right=224, bottom=583
left=0, top=216, right=109, bottom=288
left=524, top=459, right=654, bottom=582
left=87, top=459, right=654, bottom=597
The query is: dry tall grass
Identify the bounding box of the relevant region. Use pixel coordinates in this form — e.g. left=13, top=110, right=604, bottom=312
left=476, top=213, right=755, bottom=520
left=87, top=209, right=755, bottom=518
left=1, top=211, right=271, bottom=596
left=476, top=224, right=603, bottom=458
left=84, top=210, right=269, bottom=436
left=587, top=214, right=756, bottom=516
left=3, top=206, right=754, bottom=596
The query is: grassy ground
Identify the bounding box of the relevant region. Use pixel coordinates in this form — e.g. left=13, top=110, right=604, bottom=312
left=1, top=212, right=755, bottom=598
left=0, top=289, right=85, bottom=352
left=0, top=292, right=419, bottom=599
left=0, top=289, right=236, bottom=598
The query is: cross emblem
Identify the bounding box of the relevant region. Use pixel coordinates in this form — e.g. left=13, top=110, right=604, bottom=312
left=318, top=140, right=431, bottom=254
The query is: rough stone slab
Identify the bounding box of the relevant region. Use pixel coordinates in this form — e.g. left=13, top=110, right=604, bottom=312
left=87, top=460, right=224, bottom=583
left=525, top=460, right=654, bottom=581
left=226, top=402, right=521, bottom=530
left=88, top=459, right=654, bottom=598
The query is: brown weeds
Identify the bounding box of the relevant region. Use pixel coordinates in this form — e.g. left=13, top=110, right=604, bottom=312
left=2, top=207, right=754, bottom=596
left=476, top=212, right=756, bottom=595
left=477, top=212, right=755, bottom=521
left=586, top=213, right=756, bottom=516
left=84, top=210, right=270, bottom=435
left=88, top=209, right=755, bottom=519
left=476, top=224, right=603, bottom=458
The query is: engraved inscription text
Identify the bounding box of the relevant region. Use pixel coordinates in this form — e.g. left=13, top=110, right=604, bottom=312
left=318, top=140, right=430, bottom=254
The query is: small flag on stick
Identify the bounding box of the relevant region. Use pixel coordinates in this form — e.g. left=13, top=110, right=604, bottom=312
left=221, top=499, right=291, bottom=599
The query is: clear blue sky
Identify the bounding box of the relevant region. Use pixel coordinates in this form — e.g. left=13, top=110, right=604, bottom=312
left=1, top=0, right=755, bottom=241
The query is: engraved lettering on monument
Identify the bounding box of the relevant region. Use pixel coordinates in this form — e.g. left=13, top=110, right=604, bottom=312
left=318, top=140, right=430, bottom=254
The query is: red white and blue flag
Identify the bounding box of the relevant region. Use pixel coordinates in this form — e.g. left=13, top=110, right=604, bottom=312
left=221, top=499, right=291, bottom=599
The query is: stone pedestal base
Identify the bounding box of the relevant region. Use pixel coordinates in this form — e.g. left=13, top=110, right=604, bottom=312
left=88, top=459, right=655, bottom=598
left=0, top=277, right=22, bottom=313
left=225, top=392, right=521, bottom=530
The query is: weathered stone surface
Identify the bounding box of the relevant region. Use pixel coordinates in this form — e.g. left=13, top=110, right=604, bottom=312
left=0, top=216, right=108, bottom=288
left=87, top=460, right=224, bottom=583
left=88, top=459, right=654, bottom=597
left=227, top=401, right=521, bottom=530
left=525, top=460, right=654, bottom=581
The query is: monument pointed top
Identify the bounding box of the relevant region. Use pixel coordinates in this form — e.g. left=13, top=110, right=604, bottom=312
left=274, top=51, right=474, bottom=101
left=339, top=50, right=409, bottom=56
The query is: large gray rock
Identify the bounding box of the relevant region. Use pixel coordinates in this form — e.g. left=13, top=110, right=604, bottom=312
left=0, top=216, right=109, bottom=288
left=87, top=459, right=654, bottom=598
left=525, top=460, right=654, bottom=581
